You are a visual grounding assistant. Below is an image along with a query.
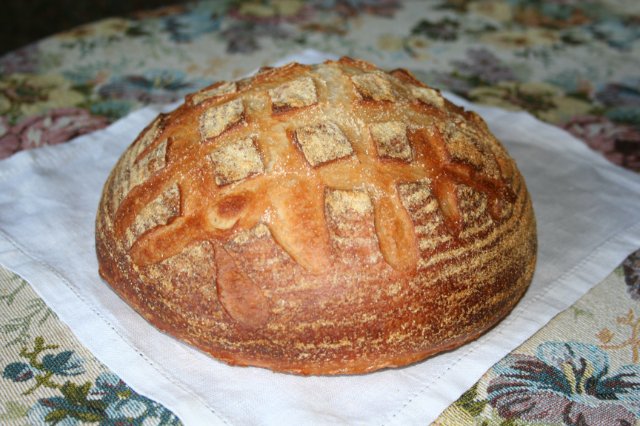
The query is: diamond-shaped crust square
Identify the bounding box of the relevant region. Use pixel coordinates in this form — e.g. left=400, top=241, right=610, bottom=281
left=111, top=135, right=168, bottom=213
left=370, top=121, right=411, bottom=161
left=411, top=86, right=444, bottom=108
left=294, top=122, right=353, bottom=167
left=444, top=122, right=500, bottom=178
left=325, top=189, right=382, bottom=266
left=208, top=137, right=264, bottom=185
left=325, top=189, right=373, bottom=217
left=200, top=98, right=244, bottom=140
left=351, top=72, right=395, bottom=102
left=269, top=76, right=317, bottom=112
left=192, top=81, right=237, bottom=104
left=129, top=116, right=163, bottom=163
left=125, top=183, right=180, bottom=248
left=129, top=139, right=168, bottom=188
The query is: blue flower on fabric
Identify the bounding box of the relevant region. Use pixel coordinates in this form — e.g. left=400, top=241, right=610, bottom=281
left=452, top=48, right=517, bottom=86
left=27, top=373, right=180, bottom=425
left=41, top=351, right=85, bottom=376
left=28, top=400, right=82, bottom=426
left=596, top=81, right=640, bottom=108
left=105, top=399, right=147, bottom=420
left=163, top=1, right=225, bottom=43
left=487, top=342, right=640, bottom=425
left=596, top=81, right=640, bottom=126
left=92, top=372, right=131, bottom=403
left=3, top=362, right=37, bottom=382
left=589, top=18, right=640, bottom=51
left=310, top=0, right=401, bottom=17
left=98, top=69, right=209, bottom=104
left=94, top=373, right=181, bottom=425
left=89, top=99, right=133, bottom=121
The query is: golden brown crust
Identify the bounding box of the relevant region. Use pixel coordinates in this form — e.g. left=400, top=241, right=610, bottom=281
left=95, top=58, right=537, bottom=375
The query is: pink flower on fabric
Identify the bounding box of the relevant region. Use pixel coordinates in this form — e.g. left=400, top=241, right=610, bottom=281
left=0, top=108, right=108, bottom=159
left=564, top=114, right=640, bottom=171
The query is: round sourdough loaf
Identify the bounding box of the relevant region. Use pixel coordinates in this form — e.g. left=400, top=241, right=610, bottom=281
left=96, top=58, right=536, bottom=375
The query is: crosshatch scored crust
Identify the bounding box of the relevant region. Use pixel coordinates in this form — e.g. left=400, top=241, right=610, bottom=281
left=96, top=57, right=537, bottom=375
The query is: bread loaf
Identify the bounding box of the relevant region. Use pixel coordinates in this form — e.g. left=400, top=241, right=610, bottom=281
left=95, top=58, right=536, bottom=375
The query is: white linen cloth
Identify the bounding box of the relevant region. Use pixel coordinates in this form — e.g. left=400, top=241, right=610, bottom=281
left=1, top=51, right=640, bottom=425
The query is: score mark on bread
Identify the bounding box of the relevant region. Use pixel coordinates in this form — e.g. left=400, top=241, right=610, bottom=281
left=96, top=58, right=536, bottom=375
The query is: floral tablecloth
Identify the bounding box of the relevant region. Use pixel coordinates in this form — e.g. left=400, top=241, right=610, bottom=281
left=1, top=0, right=639, bottom=424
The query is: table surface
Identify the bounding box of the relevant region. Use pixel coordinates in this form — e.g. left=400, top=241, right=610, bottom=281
left=1, top=1, right=639, bottom=424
